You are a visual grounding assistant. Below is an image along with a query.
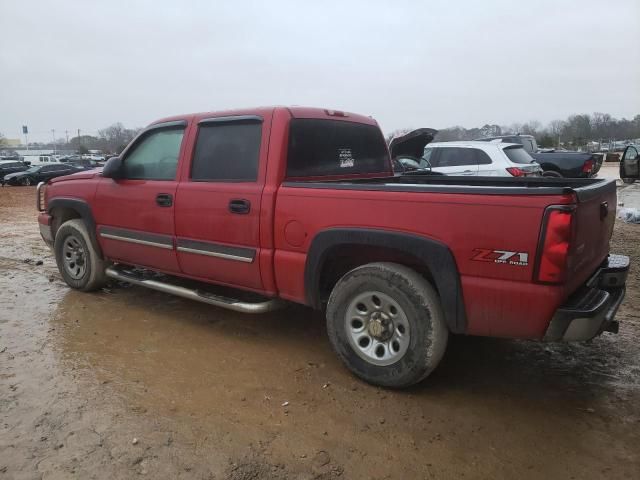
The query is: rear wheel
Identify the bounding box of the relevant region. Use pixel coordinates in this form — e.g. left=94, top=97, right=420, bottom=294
left=326, top=262, right=448, bottom=388
left=54, top=219, right=107, bottom=291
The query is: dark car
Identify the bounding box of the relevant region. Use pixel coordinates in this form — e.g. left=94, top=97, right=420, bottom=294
left=59, top=157, right=99, bottom=169
left=3, top=164, right=80, bottom=186
left=475, top=134, right=603, bottom=178
left=0, top=160, right=30, bottom=184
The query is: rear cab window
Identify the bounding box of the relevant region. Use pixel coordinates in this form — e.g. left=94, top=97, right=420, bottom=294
left=503, top=146, right=535, bottom=164
left=286, top=119, right=389, bottom=178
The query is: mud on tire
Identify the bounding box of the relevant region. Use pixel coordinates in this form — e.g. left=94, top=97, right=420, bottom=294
left=54, top=219, right=107, bottom=291
left=326, top=262, right=448, bottom=388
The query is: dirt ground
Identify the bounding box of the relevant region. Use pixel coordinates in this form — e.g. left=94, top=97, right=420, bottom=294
left=1, top=186, right=639, bottom=480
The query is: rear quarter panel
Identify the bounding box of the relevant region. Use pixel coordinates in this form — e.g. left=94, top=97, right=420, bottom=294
left=274, top=186, right=577, bottom=339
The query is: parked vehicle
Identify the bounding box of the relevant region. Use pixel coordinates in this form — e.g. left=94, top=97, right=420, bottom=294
left=620, top=144, right=639, bottom=184
left=37, top=106, right=628, bottom=388
left=475, top=134, right=603, bottom=178
left=0, top=160, right=30, bottom=184
left=4, top=164, right=80, bottom=186
left=81, top=154, right=106, bottom=162
left=390, top=131, right=541, bottom=177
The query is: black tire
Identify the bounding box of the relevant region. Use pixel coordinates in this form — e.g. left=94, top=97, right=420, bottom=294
left=21, top=176, right=33, bottom=186
left=542, top=170, right=562, bottom=178
left=622, top=178, right=636, bottom=184
left=326, top=262, right=448, bottom=388
left=54, top=219, right=107, bottom=291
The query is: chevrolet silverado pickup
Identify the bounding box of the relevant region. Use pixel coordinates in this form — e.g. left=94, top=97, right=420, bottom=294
left=36, top=106, right=629, bottom=388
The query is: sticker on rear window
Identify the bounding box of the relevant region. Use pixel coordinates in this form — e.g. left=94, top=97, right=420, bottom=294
left=339, top=148, right=354, bottom=168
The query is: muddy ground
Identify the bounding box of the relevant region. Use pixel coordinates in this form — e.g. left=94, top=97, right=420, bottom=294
left=1, top=186, right=639, bottom=480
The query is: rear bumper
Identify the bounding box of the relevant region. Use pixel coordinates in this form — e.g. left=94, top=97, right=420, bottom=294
left=544, top=254, right=629, bottom=341
left=38, top=212, right=54, bottom=248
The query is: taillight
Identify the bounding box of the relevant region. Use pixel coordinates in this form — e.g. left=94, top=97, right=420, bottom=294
left=582, top=159, right=594, bottom=173
left=535, top=207, right=575, bottom=284
left=506, top=167, right=525, bottom=177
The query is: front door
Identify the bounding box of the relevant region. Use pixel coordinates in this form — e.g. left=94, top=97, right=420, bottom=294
left=175, top=116, right=266, bottom=291
left=620, top=145, right=639, bottom=181
left=93, top=122, right=188, bottom=273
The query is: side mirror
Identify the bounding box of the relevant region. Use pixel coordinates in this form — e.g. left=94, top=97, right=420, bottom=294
left=102, top=156, right=123, bottom=179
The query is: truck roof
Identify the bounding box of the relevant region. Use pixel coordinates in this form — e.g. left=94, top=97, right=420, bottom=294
left=150, top=106, right=378, bottom=127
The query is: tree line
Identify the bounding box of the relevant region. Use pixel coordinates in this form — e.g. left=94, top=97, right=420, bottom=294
left=387, top=112, right=640, bottom=149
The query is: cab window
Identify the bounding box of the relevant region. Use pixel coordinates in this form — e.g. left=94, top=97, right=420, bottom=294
left=122, top=127, right=185, bottom=180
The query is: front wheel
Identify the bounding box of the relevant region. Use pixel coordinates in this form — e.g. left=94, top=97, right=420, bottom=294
left=21, top=176, right=33, bottom=186
left=326, top=262, right=448, bottom=388
left=622, top=178, right=636, bottom=184
left=54, top=219, right=107, bottom=291
left=542, top=170, right=562, bottom=178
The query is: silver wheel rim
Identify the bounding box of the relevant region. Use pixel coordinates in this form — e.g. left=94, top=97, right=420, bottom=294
left=345, top=291, right=410, bottom=366
left=62, top=235, right=87, bottom=280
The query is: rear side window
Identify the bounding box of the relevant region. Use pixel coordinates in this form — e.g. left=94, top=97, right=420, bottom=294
left=503, top=146, right=534, bottom=164
left=191, top=120, right=262, bottom=181
left=287, top=119, right=389, bottom=178
left=475, top=149, right=492, bottom=165
left=432, top=147, right=476, bottom=167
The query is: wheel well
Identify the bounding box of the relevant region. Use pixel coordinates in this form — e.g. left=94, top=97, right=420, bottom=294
left=50, top=206, right=82, bottom=238
left=317, top=244, right=436, bottom=307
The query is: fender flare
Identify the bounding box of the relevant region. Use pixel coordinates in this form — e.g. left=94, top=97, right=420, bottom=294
left=47, top=198, right=102, bottom=257
left=305, top=228, right=466, bottom=333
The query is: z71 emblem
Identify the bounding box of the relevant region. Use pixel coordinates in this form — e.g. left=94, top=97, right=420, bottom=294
left=472, top=249, right=529, bottom=266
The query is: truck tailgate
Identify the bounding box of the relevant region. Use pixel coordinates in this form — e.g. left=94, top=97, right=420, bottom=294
left=567, top=180, right=617, bottom=291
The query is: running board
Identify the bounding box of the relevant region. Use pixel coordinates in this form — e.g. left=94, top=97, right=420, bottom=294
left=105, top=266, right=283, bottom=314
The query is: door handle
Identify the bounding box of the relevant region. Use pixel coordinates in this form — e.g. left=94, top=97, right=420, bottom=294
left=229, top=199, right=251, bottom=214
left=156, top=193, right=173, bottom=207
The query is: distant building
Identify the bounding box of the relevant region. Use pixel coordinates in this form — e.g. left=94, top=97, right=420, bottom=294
left=3, top=138, right=21, bottom=147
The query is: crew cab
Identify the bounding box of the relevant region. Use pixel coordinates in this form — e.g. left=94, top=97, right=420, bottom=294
left=36, top=106, right=629, bottom=388
left=476, top=134, right=603, bottom=178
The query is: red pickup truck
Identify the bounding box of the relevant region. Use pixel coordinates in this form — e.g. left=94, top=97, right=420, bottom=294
left=36, top=106, right=629, bottom=387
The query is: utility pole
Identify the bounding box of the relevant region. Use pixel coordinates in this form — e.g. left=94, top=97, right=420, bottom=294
left=77, top=129, right=81, bottom=152
left=51, top=129, right=56, bottom=154
left=65, top=130, right=69, bottom=144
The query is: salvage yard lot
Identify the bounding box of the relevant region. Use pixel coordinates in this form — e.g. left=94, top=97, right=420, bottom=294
left=1, top=187, right=639, bottom=479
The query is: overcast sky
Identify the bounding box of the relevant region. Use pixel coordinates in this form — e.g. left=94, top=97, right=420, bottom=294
left=1, top=0, right=639, bottom=142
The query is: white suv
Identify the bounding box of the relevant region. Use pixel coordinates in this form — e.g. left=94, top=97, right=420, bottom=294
left=392, top=136, right=542, bottom=177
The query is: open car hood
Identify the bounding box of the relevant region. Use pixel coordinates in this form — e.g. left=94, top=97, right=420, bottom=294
left=389, top=128, right=438, bottom=159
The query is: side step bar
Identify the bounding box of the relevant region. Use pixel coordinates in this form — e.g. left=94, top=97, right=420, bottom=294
left=105, top=266, right=283, bottom=314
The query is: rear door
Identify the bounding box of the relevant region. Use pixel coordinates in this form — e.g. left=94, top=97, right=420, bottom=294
left=430, top=147, right=479, bottom=175
left=93, top=121, right=188, bottom=273
left=620, top=146, right=639, bottom=180
left=174, top=115, right=268, bottom=291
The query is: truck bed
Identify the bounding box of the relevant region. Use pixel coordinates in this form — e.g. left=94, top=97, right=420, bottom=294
left=283, top=175, right=616, bottom=201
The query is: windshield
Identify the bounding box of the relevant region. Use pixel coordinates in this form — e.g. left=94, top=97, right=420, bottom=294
left=503, top=146, right=534, bottom=164
left=24, top=166, right=40, bottom=173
